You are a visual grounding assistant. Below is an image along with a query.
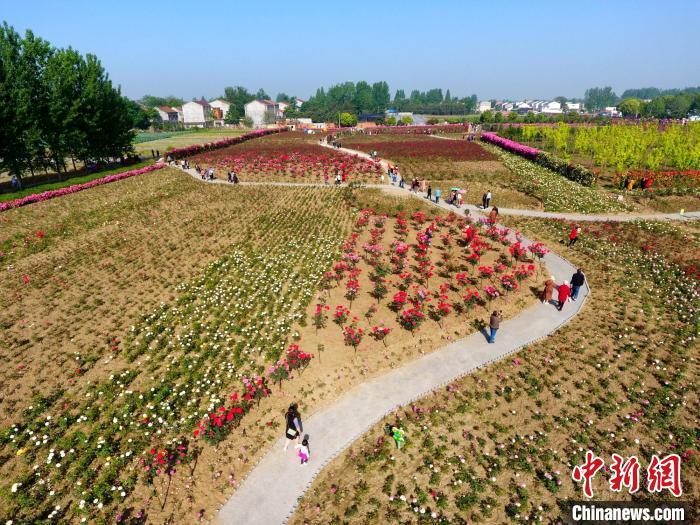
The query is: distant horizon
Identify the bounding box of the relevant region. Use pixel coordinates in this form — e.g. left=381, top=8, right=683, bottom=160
left=3, top=0, right=699, bottom=102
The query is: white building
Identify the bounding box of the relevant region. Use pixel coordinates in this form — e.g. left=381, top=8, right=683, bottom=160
left=541, top=101, right=562, bottom=114
left=209, top=99, right=231, bottom=126
left=477, top=100, right=492, bottom=113
left=277, top=101, right=289, bottom=117
left=244, top=99, right=280, bottom=127
left=294, top=97, right=305, bottom=108
left=154, top=106, right=179, bottom=124
left=566, top=102, right=582, bottom=112
left=182, top=99, right=213, bottom=128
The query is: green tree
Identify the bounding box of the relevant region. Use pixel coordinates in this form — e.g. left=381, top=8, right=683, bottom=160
left=339, top=112, right=358, bottom=127
left=444, top=89, right=451, bottom=103
left=255, top=88, right=270, bottom=100
left=275, top=92, right=291, bottom=102
left=617, top=98, right=642, bottom=117
left=666, top=93, right=692, bottom=118
left=371, top=81, right=390, bottom=112
left=139, top=94, right=184, bottom=108
left=584, top=86, right=618, bottom=112
left=479, top=110, right=494, bottom=123
left=400, top=115, right=413, bottom=125
left=385, top=116, right=397, bottom=125
left=354, top=81, right=374, bottom=114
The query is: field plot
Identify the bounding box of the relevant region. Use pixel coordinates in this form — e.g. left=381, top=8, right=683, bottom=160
left=0, top=165, right=542, bottom=523
left=290, top=217, right=699, bottom=525
left=131, top=129, right=249, bottom=156
left=498, top=123, right=700, bottom=212
left=190, top=132, right=382, bottom=183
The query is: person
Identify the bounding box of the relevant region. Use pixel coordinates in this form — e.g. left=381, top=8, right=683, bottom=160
left=10, top=174, right=22, bottom=190
left=283, top=404, right=303, bottom=451
left=434, top=187, right=441, bottom=204
left=488, top=206, right=499, bottom=223
left=151, top=149, right=155, bottom=159
left=456, top=192, right=463, bottom=208
left=295, top=437, right=310, bottom=465
left=557, top=281, right=571, bottom=311
left=381, top=173, right=385, bottom=184
left=483, top=190, right=492, bottom=209
left=568, top=226, right=581, bottom=247
left=488, top=310, right=502, bottom=343
left=227, top=171, right=233, bottom=183
left=541, top=275, right=556, bottom=304
left=323, top=173, right=329, bottom=185
left=570, top=269, right=585, bottom=301
left=427, top=184, right=432, bottom=200
left=391, top=426, right=406, bottom=449
left=232, top=172, right=239, bottom=184
left=398, top=174, right=404, bottom=189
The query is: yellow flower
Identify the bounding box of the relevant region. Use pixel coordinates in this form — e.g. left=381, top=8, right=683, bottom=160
left=16, top=448, right=27, bottom=456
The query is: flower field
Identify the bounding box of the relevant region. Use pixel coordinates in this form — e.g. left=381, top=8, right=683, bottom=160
left=0, top=167, right=542, bottom=524
left=189, top=132, right=382, bottom=183
left=290, top=217, right=699, bottom=525
left=341, top=135, right=496, bottom=161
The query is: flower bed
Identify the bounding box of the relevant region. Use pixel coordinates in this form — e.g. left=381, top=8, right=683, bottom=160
left=362, top=123, right=469, bottom=135
left=482, top=132, right=597, bottom=186
left=168, top=127, right=285, bottom=159
left=617, top=169, right=700, bottom=190
left=191, top=132, right=382, bottom=182
left=0, top=164, right=165, bottom=213
left=341, top=136, right=496, bottom=161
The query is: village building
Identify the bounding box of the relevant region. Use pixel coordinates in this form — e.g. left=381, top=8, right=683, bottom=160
left=154, top=106, right=179, bottom=124
left=182, top=99, right=213, bottom=128
left=244, top=99, right=280, bottom=127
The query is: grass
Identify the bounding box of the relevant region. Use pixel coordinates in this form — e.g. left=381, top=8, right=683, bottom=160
left=131, top=128, right=249, bottom=155
left=0, top=160, right=152, bottom=203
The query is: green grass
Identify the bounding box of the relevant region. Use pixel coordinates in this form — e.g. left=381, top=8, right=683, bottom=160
left=0, top=160, right=152, bottom=203
left=132, top=128, right=249, bottom=155
left=133, top=131, right=185, bottom=144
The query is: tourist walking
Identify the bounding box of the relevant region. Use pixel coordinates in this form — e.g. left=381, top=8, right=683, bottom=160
left=295, top=437, right=310, bottom=465
left=557, top=281, right=571, bottom=311
left=283, top=404, right=303, bottom=451
left=568, top=226, right=581, bottom=247
left=323, top=173, right=329, bottom=185
left=541, top=275, right=556, bottom=304
left=488, top=310, right=502, bottom=343
left=391, top=426, right=406, bottom=449
left=482, top=190, right=492, bottom=209
left=426, top=184, right=432, bottom=200
left=570, top=269, right=586, bottom=301
left=434, top=187, right=441, bottom=204
left=398, top=174, right=404, bottom=188
left=488, top=206, right=499, bottom=223
left=456, top=192, right=463, bottom=208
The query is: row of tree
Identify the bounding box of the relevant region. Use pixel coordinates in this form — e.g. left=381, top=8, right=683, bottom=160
left=0, top=23, right=136, bottom=179
left=585, top=85, right=700, bottom=117
left=285, top=81, right=477, bottom=122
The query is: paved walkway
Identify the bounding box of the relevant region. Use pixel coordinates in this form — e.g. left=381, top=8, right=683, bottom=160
left=168, top=159, right=693, bottom=524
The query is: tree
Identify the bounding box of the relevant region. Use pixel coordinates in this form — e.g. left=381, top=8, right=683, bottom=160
left=241, top=116, right=253, bottom=128
left=255, top=88, right=270, bottom=100
left=394, top=89, right=406, bottom=102
left=479, top=110, right=494, bottom=123
left=354, top=81, right=374, bottom=114
left=584, top=86, right=618, bottom=112
left=493, top=111, right=503, bottom=122
left=275, top=92, right=291, bottom=102
left=425, top=88, right=443, bottom=104
left=139, top=94, right=184, bottom=108
left=371, top=81, right=390, bottom=112
left=444, top=89, right=451, bottom=103
left=339, top=112, right=357, bottom=127
left=617, top=98, right=642, bottom=117
left=644, top=97, right=667, bottom=118
left=666, top=93, right=692, bottom=118
left=224, top=104, right=241, bottom=124
left=223, top=86, right=254, bottom=121
left=125, top=99, right=152, bottom=129
left=400, top=115, right=413, bottom=125
left=385, top=116, right=397, bottom=125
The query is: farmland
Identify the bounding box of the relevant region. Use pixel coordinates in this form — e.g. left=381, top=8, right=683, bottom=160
left=0, top=161, right=540, bottom=523
left=131, top=128, right=249, bottom=156
left=190, top=132, right=382, bottom=183
left=290, top=216, right=699, bottom=525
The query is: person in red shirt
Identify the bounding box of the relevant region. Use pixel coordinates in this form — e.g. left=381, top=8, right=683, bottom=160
left=557, top=280, right=571, bottom=311
left=567, top=226, right=581, bottom=247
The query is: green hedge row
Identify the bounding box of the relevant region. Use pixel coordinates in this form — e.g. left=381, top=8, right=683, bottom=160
left=535, top=151, right=597, bottom=186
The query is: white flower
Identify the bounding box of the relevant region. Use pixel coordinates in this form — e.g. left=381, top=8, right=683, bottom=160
left=11, top=482, right=21, bottom=493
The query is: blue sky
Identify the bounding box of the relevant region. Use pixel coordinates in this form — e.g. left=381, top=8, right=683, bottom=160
left=3, top=0, right=699, bottom=101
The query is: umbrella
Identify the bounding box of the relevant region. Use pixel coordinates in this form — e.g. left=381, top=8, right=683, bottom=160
left=451, top=187, right=460, bottom=191
left=457, top=189, right=466, bottom=194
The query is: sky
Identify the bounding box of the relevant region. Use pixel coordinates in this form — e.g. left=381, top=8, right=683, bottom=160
left=3, top=0, right=699, bottom=102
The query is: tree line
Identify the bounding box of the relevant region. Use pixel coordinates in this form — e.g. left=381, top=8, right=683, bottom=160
left=0, top=22, right=136, bottom=179
left=284, top=81, right=477, bottom=122
left=585, top=85, right=700, bottom=117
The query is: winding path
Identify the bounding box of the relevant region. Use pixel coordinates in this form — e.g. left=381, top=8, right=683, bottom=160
left=169, top=151, right=696, bottom=525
